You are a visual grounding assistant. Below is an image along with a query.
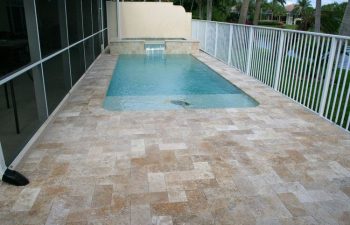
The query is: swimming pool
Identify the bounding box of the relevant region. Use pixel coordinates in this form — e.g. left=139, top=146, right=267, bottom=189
left=104, top=54, right=258, bottom=111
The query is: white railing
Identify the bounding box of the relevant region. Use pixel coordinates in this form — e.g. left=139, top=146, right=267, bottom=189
left=192, top=19, right=350, bottom=132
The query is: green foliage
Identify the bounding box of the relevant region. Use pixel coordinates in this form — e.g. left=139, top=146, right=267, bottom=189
left=321, top=2, right=347, bottom=34
left=292, top=0, right=311, bottom=16
left=173, top=0, right=346, bottom=36
left=258, top=20, right=284, bottom=27
left=296, top=7, right=314, bottom=31
left=284, top=24, right=298, bottom=30
left=270, top=0, right=287, bottom=17
left=233, top=0, right=257, bottom=22
left=262, top=2, right=287, bottom=17
left=212, top=0, right=238, bottom=21
left=182, top=0, right=238, bottom=21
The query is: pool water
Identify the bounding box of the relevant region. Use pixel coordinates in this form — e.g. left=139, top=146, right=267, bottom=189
left=104, top=54, right=258, bottom=111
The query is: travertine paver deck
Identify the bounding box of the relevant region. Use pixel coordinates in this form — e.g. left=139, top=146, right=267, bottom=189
left=1, top=52, right=350, bottom=225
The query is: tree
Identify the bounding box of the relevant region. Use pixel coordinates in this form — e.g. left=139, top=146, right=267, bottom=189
left=321, top=2, right=347, bottom=34
left=207, top=0, right=213, bottom=20
left=239, top=0, right=250, bottom=23
left=293, top=0, right=314, bottom=31
left=315, top=0, right=321, bottom=32
left=293, top=0, right=311, bottom=16
left=195, top=0, right=204, bottom=19
left=253, top=0, right=262, bottom=25
left=339, top=0, right=350, bottom=36
left=271, top=0, right=286, bottom=19
left=254, top=0, right=285, bottom=25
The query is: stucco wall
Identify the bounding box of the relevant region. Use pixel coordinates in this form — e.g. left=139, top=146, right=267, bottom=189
left=107, top=2, right=192, bottom=40
left=106, top=1, right=117, bottom=42
left=109, top=40, right=199, bottom=55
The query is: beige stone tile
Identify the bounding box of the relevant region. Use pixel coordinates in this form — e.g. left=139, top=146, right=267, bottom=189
left=148, top=172, right=166, bottom=192
left=151, top=216, right=173, bottom=225
left=159, top=143, right=187, bottom=151
left=44, top=199, right=69, bottom=225
left=131, top=204, right=151, bottom=225
left=278, top=193, right=307, bottom=217
left=151, top=202, right=189, bottom=216
left=2, top=53, right=350, bottom=224
left=12, top=188, right=41, bottom=211
left=92, top=185, right=113, bottom=207
left=168, top=190, right=187, bottom=203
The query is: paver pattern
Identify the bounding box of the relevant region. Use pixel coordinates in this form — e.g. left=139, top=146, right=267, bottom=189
left=0, top=52, right=350, bottom=225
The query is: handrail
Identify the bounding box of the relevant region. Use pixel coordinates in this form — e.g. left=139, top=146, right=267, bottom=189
left=0, top=28, right=108, bottom=86
left=193, top=19, right=350, bottom=40
left=192, top=19, right=350, bottom=131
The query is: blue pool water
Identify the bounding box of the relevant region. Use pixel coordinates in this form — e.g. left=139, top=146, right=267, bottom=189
left=104, top=54, right=258, bottom=111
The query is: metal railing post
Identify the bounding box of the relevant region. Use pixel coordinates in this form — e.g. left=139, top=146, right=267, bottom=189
left=196, top=21, right=199, bottom=40
left=214, top=23, right=218, bottom=57
left=246, top=26, right=254, bottom=75
left=274, top=30, right=285, bottom=90
left=204, top=21, right=208, bottom=52
left=227, top=25, right=233, bottom=65
left=319, top=37, right=338, bottom=116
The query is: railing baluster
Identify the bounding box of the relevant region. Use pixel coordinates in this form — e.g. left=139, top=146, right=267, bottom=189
left=246, top=27, right=254, bottom=75
left=319, top=37, right=338, bottom=116
left=341, top=80, right=350, bottom=127
left=307, top=37, right=324, bottom=110
left=281, top=32, right=292, bottom=93
left=191, top=19, right=350, bottom=131
left=257, top=29, right=264, bottom=81
left=330, top=41, right=347, bottom=120
left=335, top=41, right=350, bottom=123
left=204, top=21, right=208, bottom=52
left=262, top=29, right=269, bottom=84
left=300, top=35, right=312, bottom=104
left=316, top=37, right=331, bottom=111
left=274, top=30, right=285, bottom=90
left=214, top=23, right=218, bottom=57
left=250, top=28, right=258, bottom=78
left=227, top=25, right=233, bottom=66
left=291, top=33, right=302, bottom=99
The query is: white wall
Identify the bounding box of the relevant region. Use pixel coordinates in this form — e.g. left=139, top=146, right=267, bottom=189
left=107, top=2, right=192, bottom=40
left=106, top=1, right=118, bottom=42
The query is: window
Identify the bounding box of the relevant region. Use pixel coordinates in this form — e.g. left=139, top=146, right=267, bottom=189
left=82, top=0, right=92, bottom=37
left=0, top=65, right=44, bottom=165
left=42, top=51, right=71, bottom=114
left=66, top=0, right=83, bottom=44
left=84, top=37, right=94, bottom=68
left=70, top=42, right=85, bottom=85
left=35, top=0, right=68, bottom=57
left=0, top=0, right=31, bottom=78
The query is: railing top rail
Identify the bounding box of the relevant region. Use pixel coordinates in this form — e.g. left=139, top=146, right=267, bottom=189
left=0, top=28, right=108, bottom=86
left=193, top=19, right=350, bottom=40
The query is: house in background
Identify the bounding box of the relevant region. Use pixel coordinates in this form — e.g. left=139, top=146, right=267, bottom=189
left=285, top=4, right=297, bottom=25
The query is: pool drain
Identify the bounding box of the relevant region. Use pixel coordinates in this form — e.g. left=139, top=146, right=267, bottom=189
left=170, top=100, right=190, bottom=107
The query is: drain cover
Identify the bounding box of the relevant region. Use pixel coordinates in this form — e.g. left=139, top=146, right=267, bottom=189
left=170, top=100, right=190, bottom=107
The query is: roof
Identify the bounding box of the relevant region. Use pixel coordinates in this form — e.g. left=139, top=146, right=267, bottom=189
left=285, top=4, right=296, bottom=12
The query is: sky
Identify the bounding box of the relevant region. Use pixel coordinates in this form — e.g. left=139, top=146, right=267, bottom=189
left=285, top=0, right=348, bottom=7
